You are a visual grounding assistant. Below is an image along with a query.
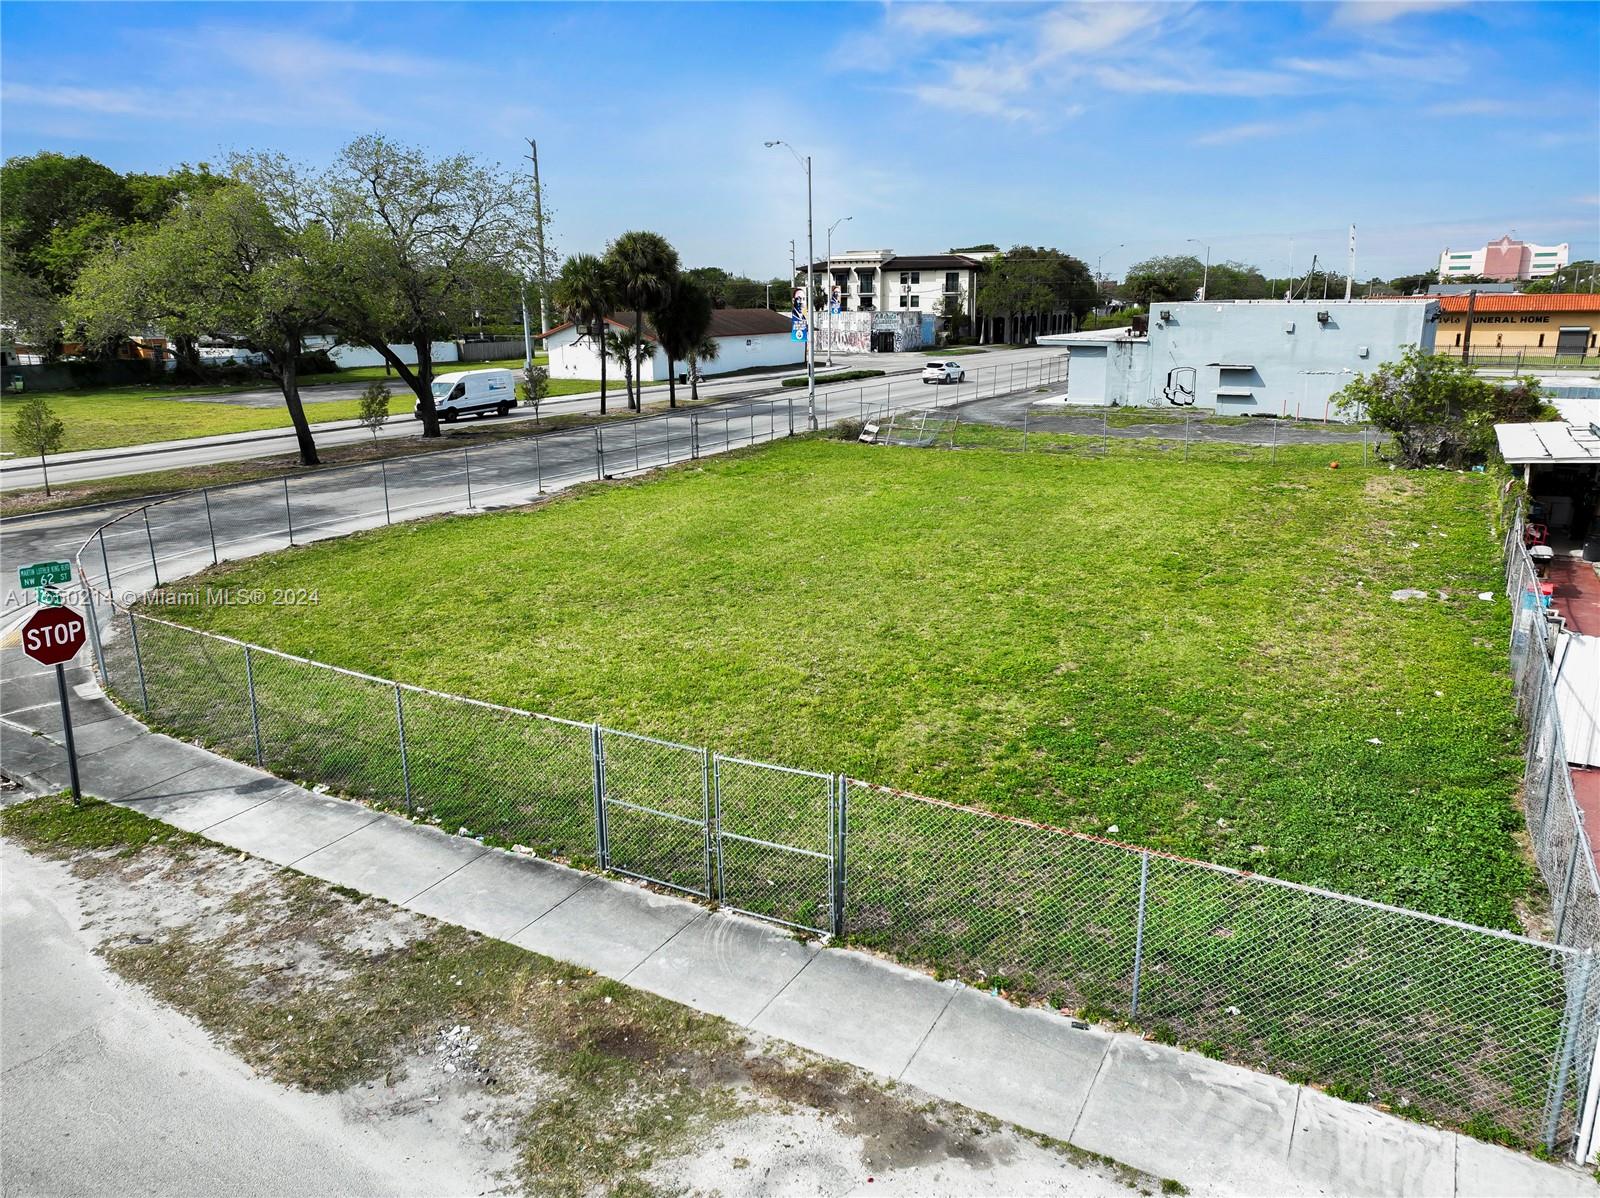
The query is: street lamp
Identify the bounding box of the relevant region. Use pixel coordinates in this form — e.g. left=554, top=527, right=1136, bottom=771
left=1187, top=239, right=1211, bottom=301
left=1095, top=244, right=1124, bottom=309
left=765, top=140, right=817, bottom=429
left=826, top=215, right=852, bottom=366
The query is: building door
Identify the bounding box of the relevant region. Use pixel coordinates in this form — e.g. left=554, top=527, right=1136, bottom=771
left=1558, top=327, right=1590, bottom=357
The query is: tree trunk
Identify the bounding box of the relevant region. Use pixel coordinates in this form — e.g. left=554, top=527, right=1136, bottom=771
left=275, top=337, right=320, bottom=467
left=689, top=356, right=699, bottom=403
left=414, top=337, right=438, bottom=438
left=633, top=313, right=645, bottom=411
left=369, top=340, right=440, bottom=438
left=667, top=356, right=677, bottom=409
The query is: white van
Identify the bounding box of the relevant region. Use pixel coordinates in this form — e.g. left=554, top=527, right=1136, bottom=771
left=421, top=369, right=518, bottom=421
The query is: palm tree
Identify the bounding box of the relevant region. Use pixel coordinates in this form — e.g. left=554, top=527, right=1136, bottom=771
left=605, top=328, right=645, bottom=408
left=605, top=231, right=679, bottom=411
left=652, top=278, right=713, bottom=410
left=552, top=253, right=615, bottom=414
left=687, top=333, right=719, bottom=404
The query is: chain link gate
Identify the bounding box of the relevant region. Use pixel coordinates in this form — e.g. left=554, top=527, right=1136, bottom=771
left=712, top=754, right=836, bottom=933
left=596, top=727, right=712, bottom=896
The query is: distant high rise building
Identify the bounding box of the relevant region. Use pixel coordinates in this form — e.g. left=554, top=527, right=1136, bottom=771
left=1438, top=235, right=1569, bottom=282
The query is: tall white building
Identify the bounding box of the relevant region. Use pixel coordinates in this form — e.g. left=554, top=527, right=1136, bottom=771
left=1438, top=235, right=1570, bottom=282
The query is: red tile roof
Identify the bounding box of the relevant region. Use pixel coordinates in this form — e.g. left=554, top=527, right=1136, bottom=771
left=1436, top=294, right=1600, bottom=312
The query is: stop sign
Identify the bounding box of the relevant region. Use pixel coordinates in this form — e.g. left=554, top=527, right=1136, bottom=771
left=21, top=606, right=87, bottom=666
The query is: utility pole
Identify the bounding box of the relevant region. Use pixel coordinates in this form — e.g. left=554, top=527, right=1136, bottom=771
left=1345, top=224, right=1355, bottom=301
left=524, top=139, right=551, bottom=347
left=766, top=141, right=817, bottom=429
left=826, top=215, right=851, bottom=366
left=1461, top=287, right=1478, bottom=360
left=1187, top=239, right=1210, bottom=301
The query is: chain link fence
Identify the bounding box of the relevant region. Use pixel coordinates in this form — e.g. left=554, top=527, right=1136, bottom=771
left=64, top=379, right=1600, bottom=1157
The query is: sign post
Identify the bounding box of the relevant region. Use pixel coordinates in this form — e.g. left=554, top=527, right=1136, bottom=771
left=20, top=605, right=88, bottom=804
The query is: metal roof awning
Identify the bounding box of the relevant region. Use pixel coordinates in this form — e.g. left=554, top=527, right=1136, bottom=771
left=1496, top=422, right=1600, bottom=465
left=1208, top=362, right=1255, bottom=369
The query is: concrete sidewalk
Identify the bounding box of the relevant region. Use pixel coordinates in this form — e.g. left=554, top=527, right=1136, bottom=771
left=1, top=675, right=1593, bottom=1198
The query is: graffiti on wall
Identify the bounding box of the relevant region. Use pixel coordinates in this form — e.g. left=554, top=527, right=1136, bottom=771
left=810, top=310, right=927, bottom=353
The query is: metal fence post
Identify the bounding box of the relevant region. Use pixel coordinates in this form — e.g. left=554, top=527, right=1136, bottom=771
left=1272, top=418, right=1280, bottom=464
left=202, top=488, right=219, bottom=565
left=380, top=460, right=393, bottom=524
left=831, top=774, right=848, bottom=938
left=464, top=447, right=474, bottom=508
left=1022, top=404, right=1030, bottom=452
left=243, top=645, right=264, bottom=766
left=595, top=426, right=605, bottom=479
left=1543, top=951, right=1594, bottom=1152
left=1184, top=414, right=1192, bottom=462
left=283, top=477, right=294, bottom=545
left=633, top=419, right=641, bottom=471
left=126, top=610, right=150, bottom=713
left=394, top=683, right=413, bottom=814
left=702, top=748, right=715, bottom=900
left=1557, top=835, right=1584, bottom=944
left=591, top=723, right=609, bottom=868
left=712, top=753, right=726, bottom=900
left=98, top=529, right=114, bottom=598
left=534, top=433, right=544, bottom=493
left=142, top=508, right=160, bottom=587
left=788, top=395, right=796, bottom=436
left=83, top=590, right=108, bottom=684
left=1102, top=408, right=1110, bottom=455
left=691, top=414, right=700, bottom=460
left=1130, top=850, right=1151, bottom=1017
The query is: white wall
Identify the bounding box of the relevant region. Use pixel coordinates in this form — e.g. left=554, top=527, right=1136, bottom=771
left=544, top=325, right=803, bottom=382
left=1047, top=300, right=1434, bottom=421
left=300, top=334, right=459, bottom=369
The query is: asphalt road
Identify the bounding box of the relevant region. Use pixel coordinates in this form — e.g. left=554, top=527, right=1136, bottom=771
left=0, top=347, right=1048, bottom=491
left=953, top=390, right=1372, bottom=445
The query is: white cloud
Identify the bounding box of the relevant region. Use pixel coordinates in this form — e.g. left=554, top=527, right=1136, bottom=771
left=1329, top=0, right=1469, bottom=27
left=888, top=4, right=993, bottom=38
left=1, top=82, right=160, bottom=117
left=1424, top=98, right=1513, bottom=116
left=1191, top=120, right=1295, bottom=147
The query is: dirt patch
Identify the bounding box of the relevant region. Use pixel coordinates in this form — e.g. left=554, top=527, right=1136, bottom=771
left=3, top=796, right=1189, bottom=1197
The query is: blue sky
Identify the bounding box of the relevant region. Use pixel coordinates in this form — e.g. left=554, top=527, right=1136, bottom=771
left=2, top=0, right=1596, bottom=281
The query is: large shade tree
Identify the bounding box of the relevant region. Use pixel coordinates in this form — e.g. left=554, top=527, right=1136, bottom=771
left=551, top=253, right=617, bottom=414
left=68, top=184, right=334, bottom=465
left=306, top=135, right=542, bottom=438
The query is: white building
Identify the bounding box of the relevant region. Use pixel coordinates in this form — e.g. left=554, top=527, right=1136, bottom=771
left=1042, top=299, right=1438, bottom=421
left=807, top=250, right=988, bottom=321
left=540, top=308, right=802, bottom=381
left=1438, top=235, right=1570, bottom=282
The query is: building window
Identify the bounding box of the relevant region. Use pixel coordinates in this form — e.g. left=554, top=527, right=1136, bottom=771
left=910, top=295, right=920, bottom=308
left=899, top=295, right=909, bottom=308
left=899, top=271, right=908, bottom=285
left=945, top=272, right=959, bottom=293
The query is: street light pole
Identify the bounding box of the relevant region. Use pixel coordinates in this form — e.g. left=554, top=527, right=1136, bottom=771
left=1095, top=243, right=1124, bottom=308
left=1187, top=239, right=1211, bottom=301
left=826, top=215, right=852, bottom=367
left=766, top=140, right=818, bottom=429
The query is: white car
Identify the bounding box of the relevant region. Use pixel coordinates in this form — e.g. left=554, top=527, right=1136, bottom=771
left=421, top=368, right=518, bottom=421
left=921, top=360, right=966, bottom=384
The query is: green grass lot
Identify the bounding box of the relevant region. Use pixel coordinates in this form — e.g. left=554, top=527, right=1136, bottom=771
left=0, top=358, right=643, bottom=455
left=163, top=438, right=1521, bottom=925
left=0, top=390, right=369, bottom=454
left=120, top=440, right=1567, bottom=1145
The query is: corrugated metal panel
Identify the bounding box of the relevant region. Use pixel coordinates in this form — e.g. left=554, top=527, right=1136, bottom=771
left=1557, top=633, right=1600, bottom=767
